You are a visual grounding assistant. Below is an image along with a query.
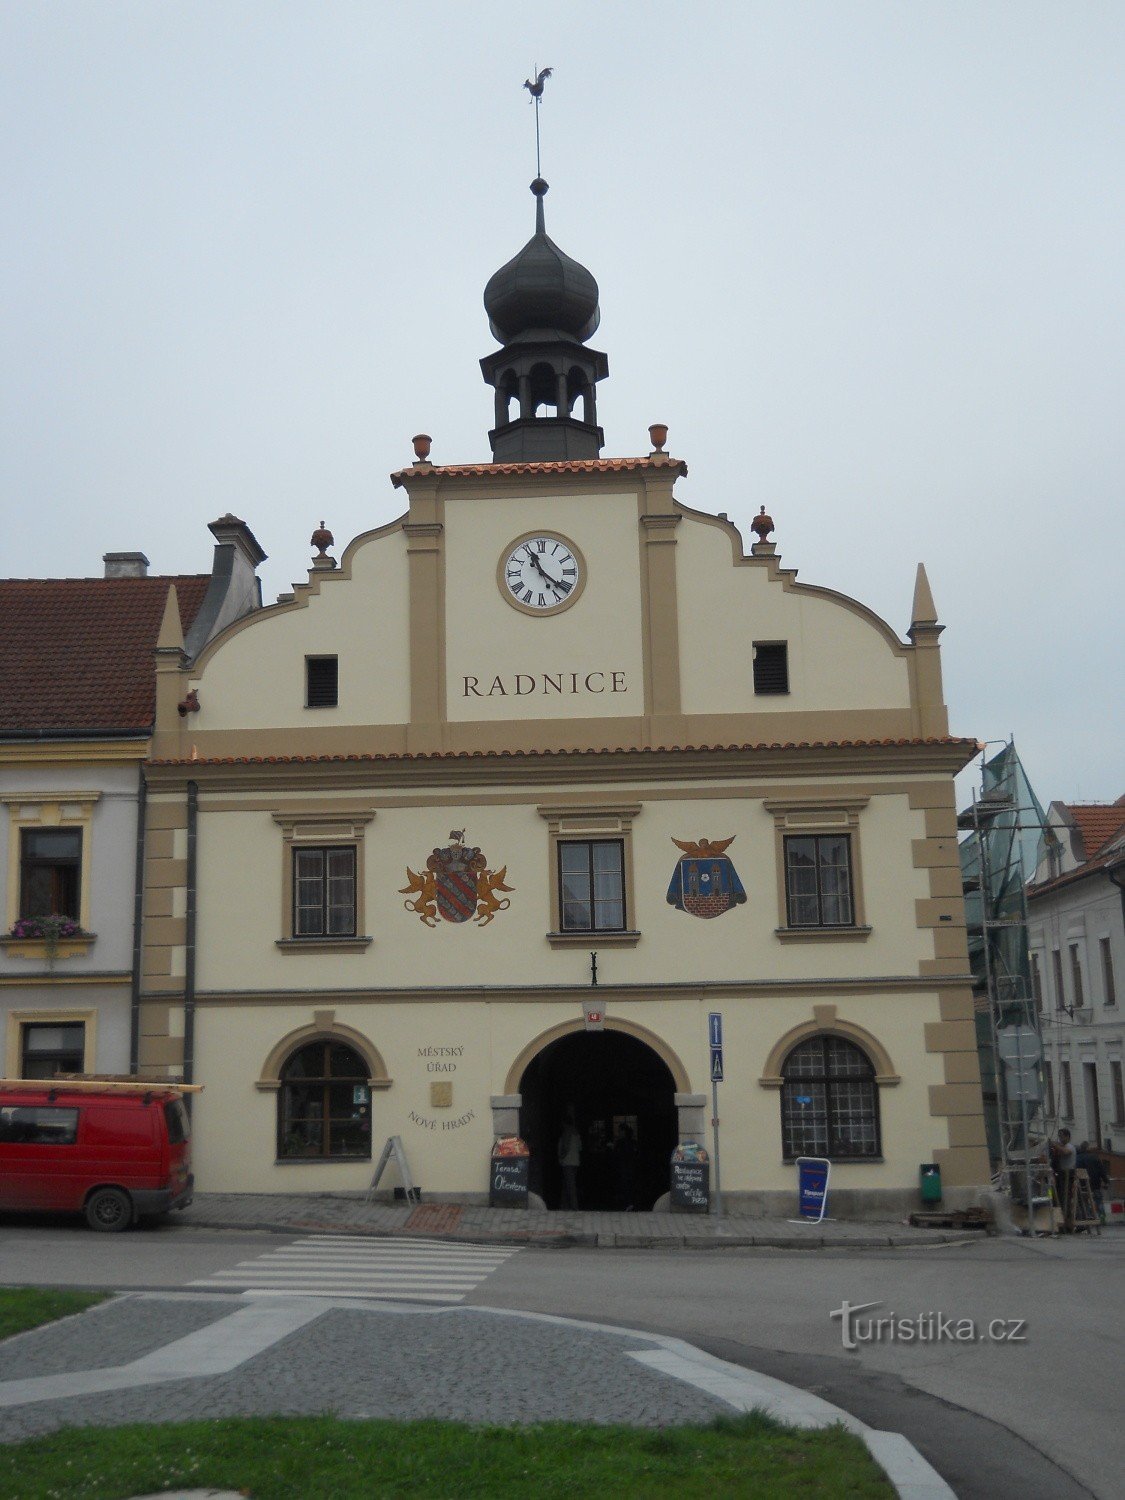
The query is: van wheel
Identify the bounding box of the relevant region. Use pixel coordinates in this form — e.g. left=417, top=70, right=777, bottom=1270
left=85, top=1188, right=133, bottom=1232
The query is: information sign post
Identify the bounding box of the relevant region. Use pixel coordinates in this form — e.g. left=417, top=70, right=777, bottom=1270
left=708, top=1012, right=723, bottom=1218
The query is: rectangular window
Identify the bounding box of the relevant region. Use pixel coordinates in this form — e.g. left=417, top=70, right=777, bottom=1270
left=19, top=829, right=81, bottom=921
left=784, top=835, right=854, bottom=927
left=1031, top=954, right=1043, bottom=1011
left=1102, top=938, right=1117, bottom=1006
left=752, top=641, right=789, bottom=695
left=558, top=840, right=625, bottom=933
left=0, top=1105, right=79, bottom=1145
left=1111, top=1061, right=1125, bottom=1125
left=305, top=656, right=339, bottom=708
left=1043, top=1061, right=1055, bottom=1118
left=1060, top=1060, right=1074, bottom=1119
left=1069, top=944, right=1085, bottom=1007
left=293, top=846, right=356, bottom=937
left=1052, top=950, right=1065, bottom=1010
left=20, top=1022, right=85, bottom=1080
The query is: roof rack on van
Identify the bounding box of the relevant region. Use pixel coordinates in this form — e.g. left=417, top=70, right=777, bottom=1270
left=0, top=1078, right=203, bottom=1094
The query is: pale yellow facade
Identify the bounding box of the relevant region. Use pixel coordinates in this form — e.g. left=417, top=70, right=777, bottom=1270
left=139, top=456, right=988, bottom=1214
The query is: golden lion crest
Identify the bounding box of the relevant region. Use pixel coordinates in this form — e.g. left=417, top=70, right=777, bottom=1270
left=400, top=832, right=514, bottom=928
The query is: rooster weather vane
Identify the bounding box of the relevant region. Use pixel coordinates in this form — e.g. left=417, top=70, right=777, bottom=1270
left=523, top=66, right=553, bottom=178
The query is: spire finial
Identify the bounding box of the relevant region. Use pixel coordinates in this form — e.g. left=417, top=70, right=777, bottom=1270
left=523, top=65, right=553, bottom=179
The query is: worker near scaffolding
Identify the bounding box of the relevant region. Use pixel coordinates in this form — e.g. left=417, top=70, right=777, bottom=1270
left=1051, top=1128, right=1078, bottom=1227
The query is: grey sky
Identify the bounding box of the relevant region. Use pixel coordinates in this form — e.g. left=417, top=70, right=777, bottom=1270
left=2, top=2, right=1122, bottom=805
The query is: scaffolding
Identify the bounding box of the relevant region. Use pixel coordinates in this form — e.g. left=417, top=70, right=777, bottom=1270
left=958, top=740, right=1054, bottom=1226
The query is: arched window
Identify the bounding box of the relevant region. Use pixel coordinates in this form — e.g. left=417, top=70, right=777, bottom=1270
left=277, top=1040, right=372, bottom=1160
left=781, top=1035, right=879, bottom=1161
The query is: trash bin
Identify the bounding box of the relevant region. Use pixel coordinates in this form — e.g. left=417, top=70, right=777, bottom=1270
left=919, top=1163, right=942, bottom=1204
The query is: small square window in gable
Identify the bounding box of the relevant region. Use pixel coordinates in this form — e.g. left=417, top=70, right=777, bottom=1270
left=306, top=656, right=339, bottom=708
left=753, top=641, right=789, bottom=695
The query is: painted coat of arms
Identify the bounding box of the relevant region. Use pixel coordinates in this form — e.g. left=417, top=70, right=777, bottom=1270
left=400, top=830, right=514, bottom=928
left=666, top=837, right=746, bottom=920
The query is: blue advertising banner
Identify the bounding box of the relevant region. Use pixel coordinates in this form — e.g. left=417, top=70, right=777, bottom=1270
left=796, top=1156, right=831, bottom=1222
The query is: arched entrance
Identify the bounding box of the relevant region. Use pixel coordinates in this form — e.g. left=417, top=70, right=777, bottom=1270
left=518, top=1030, right=678, bottom=1210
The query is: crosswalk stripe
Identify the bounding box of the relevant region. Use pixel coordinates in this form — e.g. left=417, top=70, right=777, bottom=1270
left=186, top=1233, right=521, bottom=1304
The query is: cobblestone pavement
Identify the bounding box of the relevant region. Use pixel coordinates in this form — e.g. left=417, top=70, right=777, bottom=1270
left=177, top=1192, right=980, bottom=1248
left=0, top=1293, right=734, bottom=1443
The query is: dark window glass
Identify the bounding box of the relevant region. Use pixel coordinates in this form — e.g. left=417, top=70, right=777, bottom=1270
left=306, top=656, right=339, bottom=708
left=19, top=829, right=81, bottom=921
left=21, top=1022, right=85, bottom=1079
left=164, top=1099, right=190, bottom=1144
left=558, top=840, right=625, bottom=932
left=752, top=641, right=789, bottom=695
left=1101, top=939, right=1116, bottom=1006
left=278, top=1041, right=371, bottom=1160
left=784, top=835, right=853, bottom=927
left=293, top=846, right=356, bottom=937
left=781, top=1036, right=879, bottom=1160
left=0, top=1105, right=79, bottom=1145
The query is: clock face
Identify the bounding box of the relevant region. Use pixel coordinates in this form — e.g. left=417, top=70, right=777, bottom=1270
left=498, top=533, right=586, bottom=615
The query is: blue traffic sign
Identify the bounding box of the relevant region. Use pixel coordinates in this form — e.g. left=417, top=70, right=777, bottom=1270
left=708, top=1012, right=723, bottom=1048
left=710, top=1047, right=724, bottom=1082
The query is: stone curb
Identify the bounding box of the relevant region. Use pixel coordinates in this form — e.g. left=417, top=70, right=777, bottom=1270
left=180, top=1213, right=975, bottom=1251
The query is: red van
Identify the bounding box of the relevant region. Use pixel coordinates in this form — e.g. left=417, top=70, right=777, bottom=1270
left=0, top=1080, right=195, bottom=1231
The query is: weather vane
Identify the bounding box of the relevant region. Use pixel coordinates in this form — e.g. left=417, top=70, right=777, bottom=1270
left=523, top=65, right=553, bottom=179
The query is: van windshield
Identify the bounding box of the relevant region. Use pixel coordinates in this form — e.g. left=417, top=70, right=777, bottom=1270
left=164, top=1099, right=190, bottom=1144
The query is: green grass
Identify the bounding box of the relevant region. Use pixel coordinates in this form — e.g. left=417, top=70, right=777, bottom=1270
left=0, top=1287, right=108, bottom=1342
left=0, top=1413, right=893, bottom=1498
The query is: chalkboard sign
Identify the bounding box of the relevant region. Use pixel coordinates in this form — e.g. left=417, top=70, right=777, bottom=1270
left=490, top=1154, right=530, bottom=1208
left=670, top=1160, right=709, bottom=1214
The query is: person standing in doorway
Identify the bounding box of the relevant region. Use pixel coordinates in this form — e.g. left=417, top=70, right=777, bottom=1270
left=558, top=1108, right=582, bottom=1210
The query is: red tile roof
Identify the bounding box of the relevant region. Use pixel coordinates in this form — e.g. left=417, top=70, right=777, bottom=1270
left=1028, top=797, right=1125, bottom=900
left=150, top=736, right=978, bottom=767
left=391, top=455, right=688, bottom=487
left=1063, top=802, right=1125, bottom=860
left=0, top=577, right=210, bottom=737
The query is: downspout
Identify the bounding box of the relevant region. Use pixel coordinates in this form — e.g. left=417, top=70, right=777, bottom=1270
left=128, top=764, right=148, bottom=1074
left=183, top=780, right=198, bottom=1100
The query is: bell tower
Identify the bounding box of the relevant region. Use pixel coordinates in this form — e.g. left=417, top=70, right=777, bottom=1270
left=480, top=178, right=609, bottom=461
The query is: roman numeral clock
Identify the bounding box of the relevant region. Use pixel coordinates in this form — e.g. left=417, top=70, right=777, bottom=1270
left=497, top=532, right=587, bottom=616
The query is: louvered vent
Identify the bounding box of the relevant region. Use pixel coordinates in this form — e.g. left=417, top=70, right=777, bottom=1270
left=752, top=641, right=789, bottom=695
left=306, top=656, right=339, bottom=708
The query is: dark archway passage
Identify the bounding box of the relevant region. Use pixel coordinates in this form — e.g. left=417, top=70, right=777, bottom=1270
left=518, top=1030, right=677, bottom=1210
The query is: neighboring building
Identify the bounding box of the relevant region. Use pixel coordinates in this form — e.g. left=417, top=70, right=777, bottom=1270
left=136, top=177, right=988, bottom=1215
left=1, top=519, right=264, bottom=1080
left=1028, top=798, right=1125, bottom=1153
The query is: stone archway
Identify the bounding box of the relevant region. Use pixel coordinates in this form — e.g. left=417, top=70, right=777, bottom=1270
left=510, top=1023, right=684, bottom=1211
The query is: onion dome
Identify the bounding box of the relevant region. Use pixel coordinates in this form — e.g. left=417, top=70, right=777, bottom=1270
left=483, top=180, right=600, bottom=344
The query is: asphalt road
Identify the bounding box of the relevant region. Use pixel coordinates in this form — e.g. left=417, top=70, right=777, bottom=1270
left=1, top=1218, right=1120, bottom=1499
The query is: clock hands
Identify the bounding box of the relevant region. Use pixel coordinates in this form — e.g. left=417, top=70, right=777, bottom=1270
left=525, top=548, right=566, bottom=596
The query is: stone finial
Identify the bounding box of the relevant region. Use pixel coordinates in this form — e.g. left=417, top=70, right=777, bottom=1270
left=155, top=584, right=184, bottom=653
left=910, top=562, right=939, bottom=630
left=750, top=505, right=777, bottom=558
left=750, top=505, right=774, bottom=542
left=412, top=433, right=433, bottom=463
left=648, top=423, right=668, bottom=454
left=310, top=520, right=336, bottom=571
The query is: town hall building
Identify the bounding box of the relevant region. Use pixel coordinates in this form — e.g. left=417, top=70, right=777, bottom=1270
left=135, top=175, right=989, bottom=1215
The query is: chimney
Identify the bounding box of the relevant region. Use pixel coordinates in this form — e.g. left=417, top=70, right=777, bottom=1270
left=103, top=552, right=150, bottom=578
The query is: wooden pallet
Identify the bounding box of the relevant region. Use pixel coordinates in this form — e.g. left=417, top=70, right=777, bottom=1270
left=908, top=1207, right=992, bottom=1230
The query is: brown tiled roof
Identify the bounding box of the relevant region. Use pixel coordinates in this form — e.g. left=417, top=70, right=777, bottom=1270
left=1064, top=801, right=1125, bottom=860
left=1028, top=797, right=1125, bottom=900
left=391, top=455, right=688, bottom=487
left=0, top=577, right=210, bottom=737
left=150, top=736, right=978, bottom=767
